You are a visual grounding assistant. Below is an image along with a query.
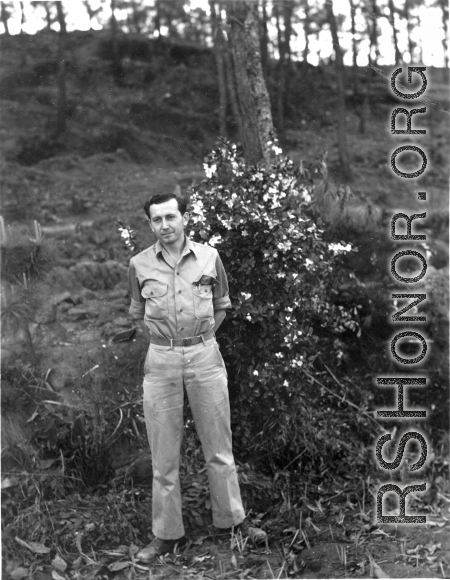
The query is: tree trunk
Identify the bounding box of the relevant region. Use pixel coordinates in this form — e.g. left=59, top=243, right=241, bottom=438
left=259, top=0, right=270, bottom=77
left=223, top=46, right=243, bottom=143
left=154, top=0, right=161, bottom=37
left=44, top=2, right=52, bottom=30
left=416, top=12, right=424, bottom=64
left=404, top=0, right=414, bottom=63
left=83, top=0, right=94, bottom=29
left=282, top=1, right=293, bottom=127
left=368, top=0, right=379, bottom=67
left=302, top=0, right=310, bottom=65
left=388, top=0, right=401, bottom=65
left=274, top=3, right=285, bottom=131
left=349, top=0, right=358, bottom=96
left=19, top=1, right=25, bottom=34
left=350, top=0, right=367, bottom=134
left=227, top=0, right=275, bottom=166
left=130, top=0, right=142, bottom=33
left=56, top=2, right=67, bottom=136
left=1, top=3, right=10, bottom=35
left=210, top=0, right=228, bottom=138
left=326, top=0, right=352, bottom=181
left=110, top=0, right=124, bottom=83
left=438, top=0, right=449, bottom=79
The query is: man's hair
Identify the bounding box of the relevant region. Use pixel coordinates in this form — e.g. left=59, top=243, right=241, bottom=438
left=144, top=193, right=187, bottom=219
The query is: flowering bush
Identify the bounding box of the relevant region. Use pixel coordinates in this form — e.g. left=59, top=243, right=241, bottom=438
left=188, top=142, right=369, bottom=472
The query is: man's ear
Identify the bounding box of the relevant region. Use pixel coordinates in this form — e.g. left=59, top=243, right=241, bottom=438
left=183, top=212, right=189, bottom=226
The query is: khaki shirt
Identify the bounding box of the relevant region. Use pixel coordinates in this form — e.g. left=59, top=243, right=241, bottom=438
left=128, top=237, right=231, bottom=339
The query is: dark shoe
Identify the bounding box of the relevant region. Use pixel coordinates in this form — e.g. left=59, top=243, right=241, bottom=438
left=136, top=536, right=186, bottom=563
left=233, top=519, right=267, bottom=545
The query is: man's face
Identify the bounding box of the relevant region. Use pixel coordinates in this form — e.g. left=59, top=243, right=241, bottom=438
left=149, top=199, right=188, bottom=246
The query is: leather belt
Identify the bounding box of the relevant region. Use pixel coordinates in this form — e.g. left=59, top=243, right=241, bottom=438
left=150, top=329, right=215, bottom=348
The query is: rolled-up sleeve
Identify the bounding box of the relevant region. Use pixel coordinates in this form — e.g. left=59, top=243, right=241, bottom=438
left=213, top=253, right=232, bottom=311
left=128, top=259, right=145, bottom=320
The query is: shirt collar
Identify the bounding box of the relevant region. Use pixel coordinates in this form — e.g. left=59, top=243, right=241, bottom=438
left=155, top=236, right=197, bottom=259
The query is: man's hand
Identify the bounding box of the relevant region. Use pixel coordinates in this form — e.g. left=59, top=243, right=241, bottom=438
left=214, top=310, right=226, bottom=333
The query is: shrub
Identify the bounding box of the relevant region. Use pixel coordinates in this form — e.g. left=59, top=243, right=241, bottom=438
left=188, top=142, right=370, bottom=473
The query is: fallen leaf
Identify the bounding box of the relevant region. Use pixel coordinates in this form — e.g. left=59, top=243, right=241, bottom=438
left=15, top=536, right=51, bottom=554
left=84, top=565, right=109, bottom=580
left=72, top=556, right=83, bottom=569
left=129, top=543, right=140, bottom=555
left=231, top=554, right=238, bottom=568
left=108, top=561, right=131, bottom=572
left=407, top=544, right=423, bottom=555
left=372, top=561, right=388, bottom=578
left=51, top=571, right=67, bottom=580
left=425, top=542, right=441, bottom=555
left=9, top=567, right=28, bottom=580
left=52, top=555, right=67, bottom=573
left=1, top=477, right=18, bottom=489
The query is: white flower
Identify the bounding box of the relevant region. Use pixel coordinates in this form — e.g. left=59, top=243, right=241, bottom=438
left=209, top=234, right=222, bottom=247
left=253, top=370, right=259, bottom=376
left=272, top=145, right=283, bottom=155
left=242, top=230, right=248, bottom=237
left=328, top=242, right=352, bottom=254
left=290, top=358, right=303, bottom=368
left=305, top=258, right=314, bottom=268
left=203, top=163, right=217, bottom=178
left=191, top=199, right=204, bottom=213
left=245, top=314, right=252, bottom=321
left=219, top=217, right=232, bottom=230
left=241, top=292, right=252, bottom=301
left=302, top=190, right=312, bottom=203
left=275, top=352, right=284, bottom=359
left=283, top=380, right=289, bottom=387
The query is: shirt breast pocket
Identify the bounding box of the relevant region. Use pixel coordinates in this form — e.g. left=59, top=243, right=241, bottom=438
left=193, top=284, right=214, bottom=319
left=142, top=282, right=169, bottom=321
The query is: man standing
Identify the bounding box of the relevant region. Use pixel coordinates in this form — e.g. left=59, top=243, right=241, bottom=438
left=128, top=193, right=265, bottom=562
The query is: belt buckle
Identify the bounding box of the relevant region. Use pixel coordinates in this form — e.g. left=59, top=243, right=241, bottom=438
left=182, top=337, right=189, bottom=347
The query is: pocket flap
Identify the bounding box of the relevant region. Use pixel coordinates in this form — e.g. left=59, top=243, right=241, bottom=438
left=142, top=282, right=168, bottom=298
left=195, top=274, right=218, bottom=286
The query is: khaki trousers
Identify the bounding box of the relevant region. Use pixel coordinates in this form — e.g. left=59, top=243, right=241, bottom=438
left=143, top=337, right=245, bottom=540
